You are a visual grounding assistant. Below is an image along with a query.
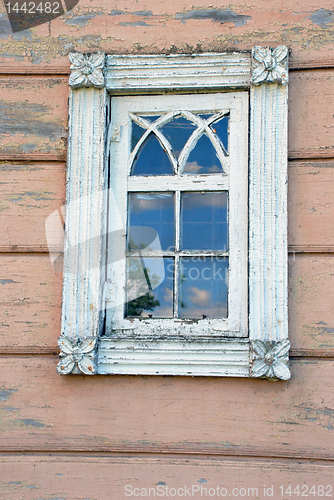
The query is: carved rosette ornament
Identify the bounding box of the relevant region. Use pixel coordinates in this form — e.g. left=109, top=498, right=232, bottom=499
left=69, top=52, right=105, bottom=89
left=251, top=46, right=288, bottom=85
left=250, top=340, right=291, bottom=380
left=57, top=336, right=98, bottom=375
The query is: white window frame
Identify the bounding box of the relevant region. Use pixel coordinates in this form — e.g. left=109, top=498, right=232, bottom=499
left=57, top=48, right=290, bottom=380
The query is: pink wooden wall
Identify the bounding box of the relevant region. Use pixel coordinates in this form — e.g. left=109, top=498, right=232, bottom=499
left=1, top=0, right=334, bottom=498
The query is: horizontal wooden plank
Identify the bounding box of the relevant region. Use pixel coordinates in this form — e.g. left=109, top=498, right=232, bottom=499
left=0, top=357, right=334, bottom=459
left=1, top=0, right=334, bottom=73
left=0, top=153, right=63, bottom=162
left=0, top=455, right=333, bottom=500
left=2, top=59, right=334, bottom=75
left=0, top=160, right=333, bottom=254
left=0, top=77, right=68, bottom=159
left=0, top=162, right=66, bottom=251
left=0, top=70, right=333, bottom=164
left=0, top=254, right=62, bottom=351
left=288, top=161, right=334, bottom=248
left=0, top=69, right=334, bottom=161
left=289, top=70, right=334, bottom=159
left=0, top=253, right=334, bottom=353
left=289, top=254, right=334, bottom=352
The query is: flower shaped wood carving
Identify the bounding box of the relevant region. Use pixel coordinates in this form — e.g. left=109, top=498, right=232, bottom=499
left=251, top=46, right=288, bottom=85
left=57, top=336, right=98, bottom=375
left=69, top=52, right=105, bottom=89
left=250, top=339, right=291, bottom=380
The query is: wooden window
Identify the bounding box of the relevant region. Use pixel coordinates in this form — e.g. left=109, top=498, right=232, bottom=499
left=58, top=48, right=290, bottom=379
left=106, top=93, right=248, bottom=340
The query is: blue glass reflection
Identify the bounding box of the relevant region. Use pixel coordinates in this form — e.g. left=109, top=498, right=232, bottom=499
left=183, top=134, right=223, bottom=174
left=131, top=133, right=174, bottom=176
left=179, top=257, right=228, bottom=319
left=210, top=115, right=229, bottom=152
left=126, top=257, right=174, bottom=318
left=181, top=192, right=228, bottom=251
left=160, top=116, right=197, bottom=159
left=128, top=193, right=175, bottom=251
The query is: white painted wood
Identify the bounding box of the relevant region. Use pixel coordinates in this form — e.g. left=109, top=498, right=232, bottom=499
left=60, top=49, right=289, bottom=379
left=249, top=79, right=289, bottom=379
left=69, top=52, right=105, bottom=89
left=127, top=175, right=229, bottom=192
left=61, top=87, right=107, bottom=351
left=105, top=53, right=251, bottom=92
left=105, top=92, right=248, bottom=344
left=98, top=338, right=249, bottom=376
left=249, top=82, right=288, bottom=344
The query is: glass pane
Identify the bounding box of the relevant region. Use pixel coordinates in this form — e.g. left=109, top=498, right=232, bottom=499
left=131, top=121, right=146, bottom=152
left=140, top=115, right=162, bottom=123
left=183, top=134, right=223, bottom=174
left=210, top=115, right=229, bottom=152
left=128, top=193, right=175, bottom=252
left=181, top=192, right=228, bottom=251
left=179, top=257, right=228, bottom=319
left=126, top=257, right=174, bottom=318
left=131, top=133, right=174, bottom=176
left=160, top=116, right=197, bottom=159
left=198, top=113, right=212, bottom=121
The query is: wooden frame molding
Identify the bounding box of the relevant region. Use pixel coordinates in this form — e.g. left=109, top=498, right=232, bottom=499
left=59, top=48, right=289, bottom=380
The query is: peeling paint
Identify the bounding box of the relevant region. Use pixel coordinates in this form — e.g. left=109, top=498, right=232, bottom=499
left=65, top=14, right=97, bottom=27
left=0, top=388, right=17, bottom=401
left=1, top=21, right=334, bottom=65
left=108, top=9, right=152, bottom=17
left=175, top=8, right=251, bottom=27
left=119, top=21, right=152, bottom=27
left=309, top=9, right=334, bottom=27
left=110, top=10, right=124, bottom=16
left=0, top=279, right=16, bottom=284
left=15, top=418, right=45, bottom=427
left=0, top=163, right=42, bottom=171
left=8, top=190, right=54, bottom=202
left=132, top=11, right=153, bottom=17
left=0, top=78, right=64, bottom=90
left=0, top=101, right=65, bottom=139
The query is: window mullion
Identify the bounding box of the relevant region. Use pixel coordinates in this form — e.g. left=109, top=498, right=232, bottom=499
left=174, top=190, right=181, bottom=318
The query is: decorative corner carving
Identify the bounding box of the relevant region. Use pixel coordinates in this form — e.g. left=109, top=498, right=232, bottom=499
left=251, top=46, right=288, bottom=85
left=57, top=336, right=98, bottom=375
left=69, top=52, right=105, bottom=89
left=250, top=340, right=291, bottom=380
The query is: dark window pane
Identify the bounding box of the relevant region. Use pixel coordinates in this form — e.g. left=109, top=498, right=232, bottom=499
left=198, top=113, right=212, bottom=121
left=140, top=115, right=162, bottom=123
left=210, top=115, right=229, bottom=152
left=128, top=193, right=175, bottom=252
left=183, top=134, right=223, bottom=174
left=131, top=132, right=174, bottom=176
left=131, top=121, right=146, bottom=152
left=179, top=257, right=228, bottom=319
left=126, top=257, right=174, bottom=318
left=181, top=192, right=228, bottom=251
left=160, top=116, right=197, bottom=159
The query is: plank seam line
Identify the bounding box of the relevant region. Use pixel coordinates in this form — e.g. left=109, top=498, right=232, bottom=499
left=0, top=63, right=334, bottom=76
left=0, top=450, right=333, bottom=462
left=1, top=352, right=334, bottom=358
left=288, top=156, right=334, bottom=163
left=1, top=250, right=334, bottom=256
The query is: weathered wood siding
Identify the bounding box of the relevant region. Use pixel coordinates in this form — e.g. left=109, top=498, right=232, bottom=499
left=1, top=0, right=334, bottom=498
